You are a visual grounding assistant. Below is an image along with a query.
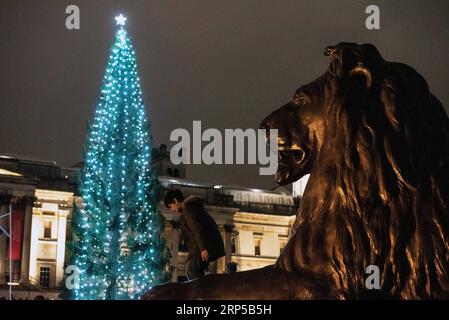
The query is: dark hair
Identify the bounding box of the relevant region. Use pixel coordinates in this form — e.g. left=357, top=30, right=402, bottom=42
left=164, top=189, right=184, bottom=208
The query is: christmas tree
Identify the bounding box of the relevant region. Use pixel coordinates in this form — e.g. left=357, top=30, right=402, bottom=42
left=71, top=14, right=170, bottom=300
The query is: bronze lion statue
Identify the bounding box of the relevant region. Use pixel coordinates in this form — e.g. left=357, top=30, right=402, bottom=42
left=142, top=42, right=449, bottom=299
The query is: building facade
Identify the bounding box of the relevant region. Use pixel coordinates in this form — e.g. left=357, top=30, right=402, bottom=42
left=0, top=156, right=79, bottom=299
left=0, top=146, right=303, bottom=299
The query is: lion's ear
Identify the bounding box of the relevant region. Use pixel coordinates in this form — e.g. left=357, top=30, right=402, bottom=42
left=324, top=43, right=373, bottom=90
left=349, top=63, right=372, bottom=89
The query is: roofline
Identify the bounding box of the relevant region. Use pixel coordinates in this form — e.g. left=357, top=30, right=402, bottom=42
left=0, top=154, right=57, bottom=166
left=159, top=176, right=291, bottom=196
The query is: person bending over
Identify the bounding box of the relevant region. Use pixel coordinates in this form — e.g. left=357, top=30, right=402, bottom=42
left=164, top=189, right=225, bottom=280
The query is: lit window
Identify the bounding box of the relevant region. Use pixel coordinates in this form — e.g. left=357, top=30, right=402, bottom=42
left=43, top=221, right=52, bottom=239
left=254, top=239, right=261, bottom=256
left=231, top=237, right=236, bottom=254
left=178, top=234, right=188, bottom=252
left=39, top=267, right=50, bottom=288
left=280, top=240, right=287, bottom=254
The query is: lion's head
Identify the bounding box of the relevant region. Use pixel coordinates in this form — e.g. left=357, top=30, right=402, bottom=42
left=261, top=42, right=449, bottom=299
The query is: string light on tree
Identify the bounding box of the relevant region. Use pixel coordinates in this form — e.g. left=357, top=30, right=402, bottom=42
left=69, top=14, right=170, bottom=300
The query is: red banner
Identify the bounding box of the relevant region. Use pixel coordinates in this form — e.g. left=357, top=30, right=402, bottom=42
left=7, top=211, right=23, bottom=260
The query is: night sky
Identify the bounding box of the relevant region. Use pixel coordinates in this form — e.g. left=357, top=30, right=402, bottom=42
left=1, top=0, right=448, bottom=189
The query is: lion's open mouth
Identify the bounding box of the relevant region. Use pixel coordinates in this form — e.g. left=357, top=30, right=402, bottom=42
left=275, top=145, right=308, bottom=185
left=278, top=148, right=305, bottom=164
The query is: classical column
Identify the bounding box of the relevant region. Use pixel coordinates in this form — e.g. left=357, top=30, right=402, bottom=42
left=0, top=194, right=12, bottom=284
left=223, top=224, right=235, bottom=273
left=20, top=195, right=35, bottom=284
left=170, top=220, right=180, bottom=282
left=55, top=210, right=67, bottom=287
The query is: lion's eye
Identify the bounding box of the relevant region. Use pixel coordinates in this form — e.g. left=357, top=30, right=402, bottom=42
left=292, top=95, right=307, bottom=106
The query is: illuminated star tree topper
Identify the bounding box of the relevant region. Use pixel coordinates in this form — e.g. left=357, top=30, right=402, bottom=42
left=115, top=13, right=127, bottom=26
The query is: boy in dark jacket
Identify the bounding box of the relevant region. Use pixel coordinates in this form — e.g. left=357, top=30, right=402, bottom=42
left=164, top=189, right=225, bottom=280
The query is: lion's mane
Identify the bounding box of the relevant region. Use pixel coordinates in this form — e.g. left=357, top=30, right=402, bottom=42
left=276, top=44, right=449, bottom=299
